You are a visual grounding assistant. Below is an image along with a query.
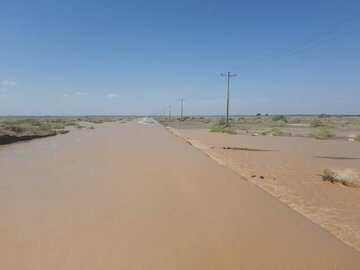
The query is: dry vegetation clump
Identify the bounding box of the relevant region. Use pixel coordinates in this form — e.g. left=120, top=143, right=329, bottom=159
left=310, top=118, right=323, bottom=127
left=215, top=118, right=226, bottom=126
left=271, top=115, right=288, bottom=123
left=270, top=127, right=291, bottom=136
left=210, top=118, right=237, bottom=134
left=270, top=115, right=288, bottom=128
left=257, top=127, right=291, bottom=136
left=231, top=116, right=271, bottom=125
left=210, top=125, right=237, bottom=134
left=321, top=168, right=360, bottom=188
left=310, top=128, right=335, bottom=140
left=355, top=135, right=360, bottom=141
left=271, top=120, right=286, bottom=127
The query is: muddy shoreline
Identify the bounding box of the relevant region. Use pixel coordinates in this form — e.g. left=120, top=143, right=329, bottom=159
left=0, top=129, right=69, bottom=145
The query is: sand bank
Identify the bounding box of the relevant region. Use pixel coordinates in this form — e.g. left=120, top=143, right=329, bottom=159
left=169, top=127, right=360, bottom=252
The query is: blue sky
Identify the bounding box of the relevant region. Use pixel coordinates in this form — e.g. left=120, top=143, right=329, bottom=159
left=0, top=0, right=359, bottom=115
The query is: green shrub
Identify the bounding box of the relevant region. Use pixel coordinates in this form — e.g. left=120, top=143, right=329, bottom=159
left=216, top=118, right=226, bottom=126
left=319, top=113, right=330, bottom=118
left=310, top=128, right=335, bottom=140
left=310, top=118, right=322, bottom=127
left=271, top=120, right=286, bottom=127
left=272, top=115, right=288, bottom=123
left=355, top=135, right=360, bottom=141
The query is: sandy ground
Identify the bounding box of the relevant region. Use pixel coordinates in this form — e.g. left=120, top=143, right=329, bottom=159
left=1, top=121, right=360, bottom=269
left=169, top=127, right=360, bottom=252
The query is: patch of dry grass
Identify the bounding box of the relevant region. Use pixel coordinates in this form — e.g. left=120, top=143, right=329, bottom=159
left=310, top=128, right=335, bottom=140
left=210, top=125, right=237, bottom=135
left=271, top=127, right=291, bottom=136
left=321, top=168, right=360, bottom=188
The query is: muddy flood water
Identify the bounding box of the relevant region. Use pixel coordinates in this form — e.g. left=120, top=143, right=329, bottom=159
left=1, top=122, right=360, bottom=269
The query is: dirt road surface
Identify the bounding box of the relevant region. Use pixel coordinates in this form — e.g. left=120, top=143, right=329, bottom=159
left=1, top=122, right=359, bottom=269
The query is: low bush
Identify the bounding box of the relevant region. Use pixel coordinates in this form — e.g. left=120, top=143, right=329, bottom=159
left=271, top=115, right=288, bottom=123
left=310, top=118, right=322, bottom=127
left=310, top=128, right=335, bottom=140
left=271, top=120, right=286, bottom=127
left=271, top=127, right=291, bottom=136
left=216, top=118, right=226, bottom=126
left=322, top=168, right=360, bottom=188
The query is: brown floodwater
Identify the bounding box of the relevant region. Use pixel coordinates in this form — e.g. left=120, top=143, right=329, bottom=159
left=1, top=122, right=360, bottom=269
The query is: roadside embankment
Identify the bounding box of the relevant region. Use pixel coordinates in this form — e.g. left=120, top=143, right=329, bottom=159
left=168, top=126, right=360, bottom=252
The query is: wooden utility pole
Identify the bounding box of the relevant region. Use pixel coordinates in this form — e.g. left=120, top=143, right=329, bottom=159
left=179, top=99, right=184, bottom=118
left=221, top=72, right=236, bottom=127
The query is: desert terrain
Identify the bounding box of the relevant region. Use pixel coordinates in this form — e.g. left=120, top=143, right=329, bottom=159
left=0, top=119, right=360, bottom=269
left=160, top=115, right=360, bottom=251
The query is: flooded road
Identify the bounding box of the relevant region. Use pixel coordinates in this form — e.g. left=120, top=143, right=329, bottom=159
left=1, top=122, right=359, bottom=269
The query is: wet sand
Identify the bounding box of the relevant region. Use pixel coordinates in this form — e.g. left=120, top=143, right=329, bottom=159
left=1, top=122, right=360, bottom=269
left=169, top=128, right=360, bottom=252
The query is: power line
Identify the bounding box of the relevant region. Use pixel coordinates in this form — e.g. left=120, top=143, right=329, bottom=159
left=228, top=14, right=360, bottom=74
left=237, top=27, right=360, bottom=75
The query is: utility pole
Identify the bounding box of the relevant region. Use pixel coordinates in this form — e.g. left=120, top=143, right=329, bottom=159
left=168, top=105, right=171, bottom=118
left=179, top=99, right=184, bottom=118
left=221, top=72, right=236, bottom=127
